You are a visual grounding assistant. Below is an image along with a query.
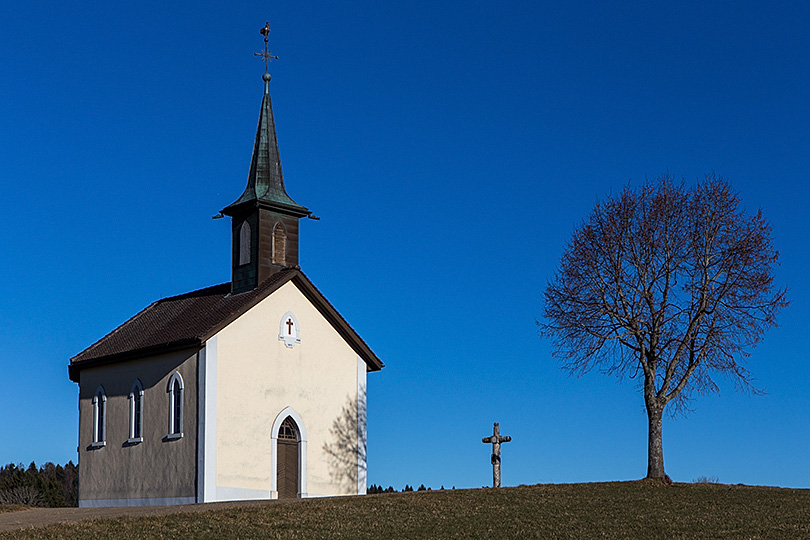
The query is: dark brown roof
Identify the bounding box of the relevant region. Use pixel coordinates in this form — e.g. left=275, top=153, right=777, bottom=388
left=69, top=268, right=383, bottom=382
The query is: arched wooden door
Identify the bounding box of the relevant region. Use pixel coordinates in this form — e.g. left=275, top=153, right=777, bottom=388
left=277, top=417, right=300, bottom=499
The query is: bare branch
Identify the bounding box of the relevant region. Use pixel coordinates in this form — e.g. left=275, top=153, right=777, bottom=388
left=539, top=173, right=788, bottom=478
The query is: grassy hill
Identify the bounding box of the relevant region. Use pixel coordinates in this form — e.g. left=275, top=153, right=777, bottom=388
left=3, top=481, right=810, bottom=539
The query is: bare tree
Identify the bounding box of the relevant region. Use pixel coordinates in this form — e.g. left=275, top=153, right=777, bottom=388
left=541, top=174, right=787, bottom=480
left=323, top=389, right=367, bottom=491
left=0, top=486, right=44, bottom=507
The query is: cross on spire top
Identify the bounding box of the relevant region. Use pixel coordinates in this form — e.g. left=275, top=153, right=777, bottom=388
left=255, top=21, right=279, bottom=89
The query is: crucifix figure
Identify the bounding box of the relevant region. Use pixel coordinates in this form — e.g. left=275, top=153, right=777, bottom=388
left=482, top=422, right=511, bottom=488
left=286, top=318, right=294, bottom=335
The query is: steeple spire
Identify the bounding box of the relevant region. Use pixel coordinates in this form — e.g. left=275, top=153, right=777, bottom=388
left=222, top=22, right=308, bottom=218
left=222, top=23, right=311, bottom=294
left=221, top=79, right=309, bottom=217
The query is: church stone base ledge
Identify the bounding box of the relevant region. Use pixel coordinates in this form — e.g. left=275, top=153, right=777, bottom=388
left=272, top=491, right=310, bottom=499
left=213, top=486, right=272, bottom=503
left=79, top=496, right=197, bottom=508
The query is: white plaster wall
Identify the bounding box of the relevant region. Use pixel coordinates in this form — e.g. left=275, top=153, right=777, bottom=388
left=213, top=281, right=362, bottom=497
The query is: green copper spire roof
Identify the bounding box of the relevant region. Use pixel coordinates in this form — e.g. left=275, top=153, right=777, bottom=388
left=222, top=74, right=310, bottom=218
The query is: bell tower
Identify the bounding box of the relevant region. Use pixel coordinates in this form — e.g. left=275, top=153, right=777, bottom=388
left=221, top=23, right=310, bottom=294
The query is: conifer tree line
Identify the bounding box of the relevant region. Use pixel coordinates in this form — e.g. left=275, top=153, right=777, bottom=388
left=368, top=484, right=444, bottom=494
left=0, top=462, right=78, bottom=507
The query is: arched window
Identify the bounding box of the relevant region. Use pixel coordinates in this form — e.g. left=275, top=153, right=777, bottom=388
left=278, top=417, right=298, bottom=440
left=92, top=386, right=106, bottom=447
left=272, top=222, right=287, bottom=265
left=238, top=221, right=251, bottom=266
left=129, top=379, right=144, bottom=443
left=167, top=372, right=184, bottom=438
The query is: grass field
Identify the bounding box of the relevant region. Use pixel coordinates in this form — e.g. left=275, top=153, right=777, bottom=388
left=0, top=508, right=22, bottom=515
left=2, top=481, right=810, bottom=539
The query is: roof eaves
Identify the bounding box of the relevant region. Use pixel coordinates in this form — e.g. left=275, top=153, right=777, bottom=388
left=68, top=338, right=202, bottom=383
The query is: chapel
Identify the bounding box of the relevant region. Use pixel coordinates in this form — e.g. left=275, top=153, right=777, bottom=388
left=68, top=34, right=383, bottom=507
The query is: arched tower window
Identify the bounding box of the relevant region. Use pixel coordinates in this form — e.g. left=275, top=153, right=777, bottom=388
left=92, top=386, right=106, bottom=446
left=167, top=372, right=184, bottom=438
left=272, top=222, right=287, bottom=265
left=239, top=221, right=251, bottom=266
left=129, top=379, right=144, bottom=443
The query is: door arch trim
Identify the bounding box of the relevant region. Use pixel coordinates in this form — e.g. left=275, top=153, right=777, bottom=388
left=270, top=407, right=307, bottom=498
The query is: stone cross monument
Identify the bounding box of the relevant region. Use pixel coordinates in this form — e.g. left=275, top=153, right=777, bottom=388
left=482, top=422, right=511, bottom=488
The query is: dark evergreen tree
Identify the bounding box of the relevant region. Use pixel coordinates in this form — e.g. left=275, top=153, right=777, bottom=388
left=0, top=461, right=79, bottom=507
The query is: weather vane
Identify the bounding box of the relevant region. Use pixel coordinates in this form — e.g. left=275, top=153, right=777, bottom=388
left=255, top=21, right=279, bottom=75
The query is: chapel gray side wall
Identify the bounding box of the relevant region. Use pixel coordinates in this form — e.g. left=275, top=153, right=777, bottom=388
left=77, top=349, right=198, bottom=505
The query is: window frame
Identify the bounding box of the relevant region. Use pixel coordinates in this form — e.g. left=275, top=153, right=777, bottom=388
left=272, top=222, right=287, bottom=265
left=91, top=385, right=107, bottom=448
left=167, top=372, right=184, bottom=439
left=238, top=220, right=251, bottom=266
left=128, top=379, right=144, bottom=444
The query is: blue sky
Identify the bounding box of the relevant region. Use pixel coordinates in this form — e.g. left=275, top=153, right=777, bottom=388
left=1, top=1, right=809, bottom=489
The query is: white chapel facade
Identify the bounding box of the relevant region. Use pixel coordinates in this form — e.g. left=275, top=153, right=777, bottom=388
left=69, top=58, right=383, bottom=507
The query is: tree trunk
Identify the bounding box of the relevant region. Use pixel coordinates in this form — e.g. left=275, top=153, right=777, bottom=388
left=646, top=403, right=665, bottom=479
